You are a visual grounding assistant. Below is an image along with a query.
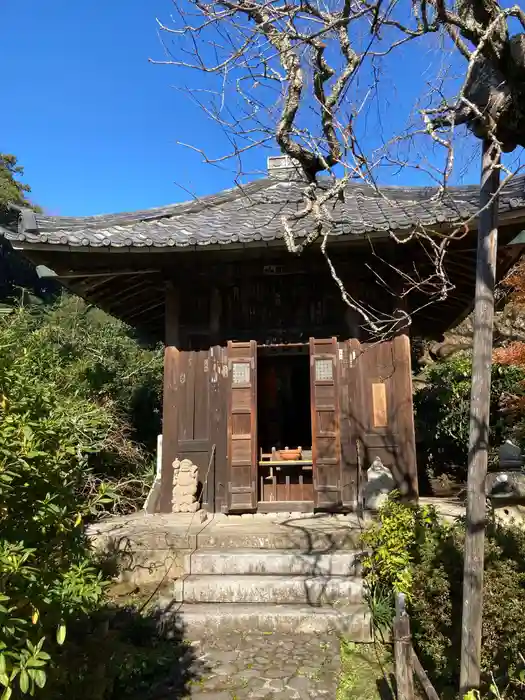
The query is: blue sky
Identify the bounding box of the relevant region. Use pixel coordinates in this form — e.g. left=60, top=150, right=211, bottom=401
left=0, top=1, right=513, bottom=217
left=2, top=0, right=244, bottom=215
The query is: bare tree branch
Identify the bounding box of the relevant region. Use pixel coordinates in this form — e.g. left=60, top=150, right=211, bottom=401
left=152, top=0, right=525, bottom=337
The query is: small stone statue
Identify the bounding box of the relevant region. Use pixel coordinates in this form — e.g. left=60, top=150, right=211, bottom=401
left=363, top=456, right=395, bottom=511
left=172, top=458, right=201, bottom=513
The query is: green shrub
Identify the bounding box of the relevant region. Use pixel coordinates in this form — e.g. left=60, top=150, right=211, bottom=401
left=361, top=494, right=440, bottom=599
left=0, top=308, right=114, bottom=697
left=411, top=517, right=525, bottom=699
left=362, top=497, right=525, bottom=699
left=0, top=296, right=164, bottom=512
left=414, top=354, right=525, bottom=482
left=0, top=297, right=164, bottom=697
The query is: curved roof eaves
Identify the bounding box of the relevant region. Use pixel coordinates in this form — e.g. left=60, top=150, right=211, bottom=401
left=4, top=174, right=525, bottom=250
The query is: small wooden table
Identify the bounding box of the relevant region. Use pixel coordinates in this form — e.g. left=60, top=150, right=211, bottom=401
left=258, top=458, right=313, bottom=502
left=258, top=459, right=313, bottom=474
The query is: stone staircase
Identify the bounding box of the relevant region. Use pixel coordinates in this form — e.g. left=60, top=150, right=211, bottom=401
left=158, top=519, right=372, bottom=640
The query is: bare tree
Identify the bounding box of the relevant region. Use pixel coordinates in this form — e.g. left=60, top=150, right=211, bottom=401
left=152, top=0, right=525, bottom=337
left=152, top=2, right=525, bottom=696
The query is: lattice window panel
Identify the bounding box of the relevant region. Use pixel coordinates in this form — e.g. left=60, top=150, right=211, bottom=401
left=232, top=362, right=250, bottom=385
left=315, top=358, right=333, bottom=382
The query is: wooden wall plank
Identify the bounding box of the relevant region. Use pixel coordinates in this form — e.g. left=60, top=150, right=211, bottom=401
left=393, top=333, right=418, bottom=497
left=194, top=351, right=210, bottom=441
left=176, top=349, right=219, bottom=512
left=179, top=352, right=195, bottom=441
left=214, top=346, right=229, bottom=513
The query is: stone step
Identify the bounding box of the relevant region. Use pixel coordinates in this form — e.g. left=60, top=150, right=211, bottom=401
left=196, top=523, right=362, bottom=551
left=196, top=528, right=361, bottom=553
left=158, top=602, right=373, bottom=641
left=185, top=549, right=363, bottom=576
left=173, top=574, right=363, bottom=605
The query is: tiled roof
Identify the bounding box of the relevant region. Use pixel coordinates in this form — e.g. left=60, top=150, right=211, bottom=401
left=5, top=174, right=525, bottom=249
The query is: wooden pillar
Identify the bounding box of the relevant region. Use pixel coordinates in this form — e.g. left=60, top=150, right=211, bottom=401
left=159, top=283, right=180, bottom=513
left=394, top=593, right=415, bottom=700
left=459, top=141, right=500, bottom=697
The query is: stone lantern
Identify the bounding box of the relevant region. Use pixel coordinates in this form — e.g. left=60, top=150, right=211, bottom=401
left=486, top=440, right=525, bottom=504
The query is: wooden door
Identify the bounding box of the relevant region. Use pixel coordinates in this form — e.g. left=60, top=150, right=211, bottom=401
left=357, top=335, right=417, bottom=498
left=310, top=337, right=343, bottom=509
left=172, top=349, right=217, bottom=512
left=226, top=340, right=257, bottom=511
left=338, top=339, right=361, bottom=509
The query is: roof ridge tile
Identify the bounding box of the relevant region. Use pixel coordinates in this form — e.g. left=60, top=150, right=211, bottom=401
left=3, top=173, right=524, bottom=250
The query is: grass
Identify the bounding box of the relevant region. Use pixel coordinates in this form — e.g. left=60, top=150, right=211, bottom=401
left=337, top=639, right=395, bottom=700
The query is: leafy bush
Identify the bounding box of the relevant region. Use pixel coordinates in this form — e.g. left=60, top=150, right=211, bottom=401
left=0, top=309, right=114, bottom=697
left=1, top=296, right=164, bottom=506
left=411, top=516, right=525, bottom=700
left=38, top=297, right=163, bottom=457
left=361, top=494, right=439, bottom=599
left=41, top=605, right=197, bottom=699
left=362, top=496, right=525, bottom=700
left=414, top=354, right=525, bottom=482
left=0, top=296, right=165, bottom=697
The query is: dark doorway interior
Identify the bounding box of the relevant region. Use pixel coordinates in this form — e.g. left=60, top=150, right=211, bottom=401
left=257, top=347, right=314, bottom=505
left=257, top=349, right=312, bottom=453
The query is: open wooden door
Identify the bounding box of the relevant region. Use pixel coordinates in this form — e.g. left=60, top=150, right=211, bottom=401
left=357, top=335, right=417, bottom=499
left=226, top=340, right=257, bottom=512
left=310, top=337, right=343, bottom=509
left=338, top=339, right=361, bottom=509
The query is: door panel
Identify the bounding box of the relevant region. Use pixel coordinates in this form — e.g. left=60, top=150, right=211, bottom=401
left=227, top=340, right=257, bottom=511
left=356, top=335, right=417, bottom=498
left=310, top=337, right=343, bottom=509
left=338, top=339, right=361, bottom=509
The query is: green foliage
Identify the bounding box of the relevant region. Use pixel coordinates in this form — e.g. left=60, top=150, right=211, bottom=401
left=363, top=496, right=525, bottom=700
left=2, top=295, right=163, bottom=483
left=464, top=660, right=525, bottom=698
left=414, top=354, right=525, bottom=481
left=0, top=154, right=34, bottom=215
left=337, top=640, right=393, bottom=700
left=42, top=606, right=194, bottom=699
left=410, top=516, right=525, bottom=700
left=0, top=294, right=165, bottom=696
left=0, top=318, right=111, bottom=695
left=363, top=584, right=394, bottom=641
left=361, top=493, right=440, bottom=599
left=0, top=153, right=58, bottom=305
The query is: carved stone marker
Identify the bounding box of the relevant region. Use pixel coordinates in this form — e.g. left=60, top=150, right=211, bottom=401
left=172, top=458, right=201, bottom=513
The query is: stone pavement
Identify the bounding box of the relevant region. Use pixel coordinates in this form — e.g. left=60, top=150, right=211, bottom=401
left=184, top=630, right=340, bottom=699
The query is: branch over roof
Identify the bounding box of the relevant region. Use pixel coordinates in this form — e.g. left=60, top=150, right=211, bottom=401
left=4, top=175, right=525, bottom=251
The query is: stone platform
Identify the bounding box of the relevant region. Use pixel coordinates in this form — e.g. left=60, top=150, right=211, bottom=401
left=89, top=511, right=372, bottom=641
left=88, top=511, right=369, bottom=587
left=89, top=499, right=525, bottom=590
